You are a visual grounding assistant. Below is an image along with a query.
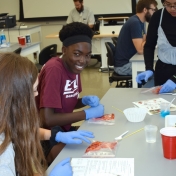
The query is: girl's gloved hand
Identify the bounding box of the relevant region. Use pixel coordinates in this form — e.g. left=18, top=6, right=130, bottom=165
left=84, top=104, right=104, bottom=120
left=55, top=130, right=94, bottom=144
left=49, top=158, right=73, bottom=176
left=159, top=80, right=176, bottom=93
left=82, top=95, right=100, bottom=107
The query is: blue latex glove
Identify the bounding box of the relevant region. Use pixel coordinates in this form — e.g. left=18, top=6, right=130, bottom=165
left=82, top=95, right=99, bottom=107
left=55, top=130, right=94, bottom=144
left=136, top=70, right=153, bottom=84
left=159, top=79, right=176, bottom=93
left=84, top=104, right=104, bottom=120
left=49, top=158, right=73, bottom=176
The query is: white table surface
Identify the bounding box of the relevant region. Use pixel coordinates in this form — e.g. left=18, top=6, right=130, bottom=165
left=130, top=50, right=158, bottom=88
left=46, top=88, right=176, bottom=176
left=0, top=42, right=40, bottom=61
left=3, top=25, right=42, bottom=48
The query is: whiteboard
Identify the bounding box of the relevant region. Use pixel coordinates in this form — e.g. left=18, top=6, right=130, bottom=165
left=22, top=0, right=133, bottom=18
left=0, top=0, right=19, bottom=20
left=0, top=0, right=163, bottom=21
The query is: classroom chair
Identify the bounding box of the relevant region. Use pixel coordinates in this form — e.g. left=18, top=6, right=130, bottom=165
left=111, top=37, right=118, bottom=46
left=105, top=42, right=132, bottom=88
left=14, top=47, right=22, bottom=54
left=36, top=44, right=57, bottom=72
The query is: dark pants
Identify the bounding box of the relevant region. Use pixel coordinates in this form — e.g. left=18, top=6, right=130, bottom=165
left=154, top=59, right=176, bottom=86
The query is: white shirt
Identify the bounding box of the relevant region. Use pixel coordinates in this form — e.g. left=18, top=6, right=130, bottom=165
left=0, top=133, right=16, bottom=176
left=66, top=6, right=95, bottom=25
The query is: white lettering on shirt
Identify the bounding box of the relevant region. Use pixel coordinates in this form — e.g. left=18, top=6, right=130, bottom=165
left=63, top=75, right=79, bottom=98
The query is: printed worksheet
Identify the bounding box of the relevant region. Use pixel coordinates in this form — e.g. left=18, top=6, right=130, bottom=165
left=133, top=98, right=176, bottom=115
left=71, top=158, right=134, bottom=176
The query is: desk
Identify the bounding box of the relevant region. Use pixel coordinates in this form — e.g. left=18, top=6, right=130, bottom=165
left=46, top=88, right=176, bottom=176
left=130, top=49, right=158, bottom=88
left=0, top=43, right=40, bottom=62
left=45, top=33, right=118, bottom=71
left=98, top=17, right=129, bottom=26
left=3, top=25, right=42, bottom=47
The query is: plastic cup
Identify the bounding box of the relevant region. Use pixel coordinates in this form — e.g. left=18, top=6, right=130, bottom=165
left=160, top=102, right=170, bottom=118
left=25, top=34, right=31, bottom=44
left=123, top=107, right=147, bottom=122
left=160, top=127, right=176, bottom=159
left=18, top=36, right=25, bottom=45
left=144, top=125, right=158, bottom=143
left=19, top=37, right=25, bottom=45
left=17, top=36, right=23, bottom=44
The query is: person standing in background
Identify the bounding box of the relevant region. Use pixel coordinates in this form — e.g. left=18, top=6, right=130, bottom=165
left=136, top=0, right=176, bottom=93
left=67, top=0, right=95, bottom=28
left=114, top=0, right=158, bottom=76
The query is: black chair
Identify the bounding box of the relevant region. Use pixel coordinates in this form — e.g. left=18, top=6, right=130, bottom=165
left=14, top=47, right=22, bottom=54
left=105, top=42, right=132, bottom=88
left=93, top=18, right=100, bottom=33
left=36, top=44, right=57, bottom=72
left=111, top=37, right=118, bottom=46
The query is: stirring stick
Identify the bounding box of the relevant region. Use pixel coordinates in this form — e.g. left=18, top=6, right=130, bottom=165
left=123, top=128, right=144, bottom=139
left=169, top=97, right=175, bottom=107
left=112, top=106, right=124, bottom=114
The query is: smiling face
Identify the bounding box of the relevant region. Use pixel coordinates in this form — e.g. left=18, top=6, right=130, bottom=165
left=163, top=0, right=176, bottom=17
left=62, top=42, right=91, bottom=74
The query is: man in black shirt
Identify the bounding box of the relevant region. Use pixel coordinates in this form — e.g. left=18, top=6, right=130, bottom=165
left=136, top=0, right=176, bottom=93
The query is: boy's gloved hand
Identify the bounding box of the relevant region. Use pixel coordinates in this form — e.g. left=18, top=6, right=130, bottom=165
left=49, top=158, right=73, bottom=176
left=136, top=70, right=153, bottom=84
left=55, top=130, right=94, bottom=144
left=159, top=79, right=176, bottom=93
left=82, top=95, right=99, bottom=107
left=84, top=104, right=104, bottom=120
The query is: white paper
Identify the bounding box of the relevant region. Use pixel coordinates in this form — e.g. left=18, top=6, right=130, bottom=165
left=133, top=98, right=176, bottom=115
left=71, top=158, right=134, bottom=176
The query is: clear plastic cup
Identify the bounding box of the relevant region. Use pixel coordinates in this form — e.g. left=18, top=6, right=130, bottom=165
left=160, top=102, right=170, bottom=118
left=144, top=125, right=158, bottom=143
left=160, top=127, right=176, bottom=159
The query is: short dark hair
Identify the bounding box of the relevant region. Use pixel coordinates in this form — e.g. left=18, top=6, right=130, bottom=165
left=59, top=22, right=93, bottom=42
left=136, top=0, right=158, bottom=13
left=161, top=0, right=165, bottom=3
left=73, top=0, right=83, bottom=3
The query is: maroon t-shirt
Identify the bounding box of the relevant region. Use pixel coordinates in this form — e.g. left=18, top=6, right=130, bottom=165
left=36, top=57, right=82, bottom=131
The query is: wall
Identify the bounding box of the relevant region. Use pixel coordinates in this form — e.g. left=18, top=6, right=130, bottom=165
left=29, top=22, right=64, bottom=52
left=0, top=0, right=19, bottom=20
left=1, top=0, right=163, bottom=52
left=22, top=0, right=133, bottom=18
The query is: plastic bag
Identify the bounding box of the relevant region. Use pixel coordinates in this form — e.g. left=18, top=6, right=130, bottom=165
left=82, top=140, right=118, bottom=158
left=141, top=86, right=162, bottom=94
left=88, top=114, right=115, bottom=125
left=152, top=86, right=162, bottom=94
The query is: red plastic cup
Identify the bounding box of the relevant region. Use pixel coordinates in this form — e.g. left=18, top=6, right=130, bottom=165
left=18, top=36, right=23, bottom=44
left=19, top=37, right=25, bottom=45
left=18, top=36, right=25, bottom=45
left=160, top=127, right=176, bottom=159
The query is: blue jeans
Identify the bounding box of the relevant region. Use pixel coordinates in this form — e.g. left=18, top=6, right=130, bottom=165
left=114, top=62, right=132, bottom=75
